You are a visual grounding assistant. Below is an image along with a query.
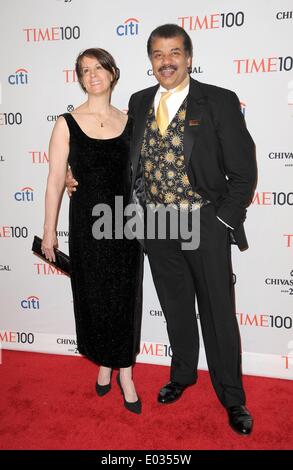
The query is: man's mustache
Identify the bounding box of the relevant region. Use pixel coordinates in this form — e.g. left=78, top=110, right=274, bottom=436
left=158, top=65, right=178, bottom=72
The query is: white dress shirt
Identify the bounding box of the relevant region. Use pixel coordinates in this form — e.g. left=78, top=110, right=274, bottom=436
left=154, top=78, right=189, bottom=124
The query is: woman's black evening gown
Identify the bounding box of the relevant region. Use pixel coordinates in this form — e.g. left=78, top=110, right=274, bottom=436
left=62, top=113, right=143, bottom=368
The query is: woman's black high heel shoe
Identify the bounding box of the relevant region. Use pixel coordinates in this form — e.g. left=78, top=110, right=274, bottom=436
left=96, top=370, right=112, bottom=397
left=117, top=374, right=142, bottom=414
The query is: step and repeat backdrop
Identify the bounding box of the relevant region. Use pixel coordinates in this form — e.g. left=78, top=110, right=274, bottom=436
left=0, top=0, right=292, bottom=379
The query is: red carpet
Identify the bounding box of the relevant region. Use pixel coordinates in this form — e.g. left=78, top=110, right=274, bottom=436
left=0, top=350, right=292, bottom=450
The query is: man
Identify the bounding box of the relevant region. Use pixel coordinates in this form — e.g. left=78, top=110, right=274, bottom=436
left=67, top=24, right=257, bottom=435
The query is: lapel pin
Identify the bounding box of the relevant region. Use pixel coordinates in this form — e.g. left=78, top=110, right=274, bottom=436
left=189, top=119, right=200, bottom=126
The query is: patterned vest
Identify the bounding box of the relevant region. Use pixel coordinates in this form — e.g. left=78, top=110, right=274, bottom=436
left=141, top=98, right=208, bottom=210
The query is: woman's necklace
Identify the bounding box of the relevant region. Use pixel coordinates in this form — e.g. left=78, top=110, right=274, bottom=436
left=97, top=109, right=111, bottom=128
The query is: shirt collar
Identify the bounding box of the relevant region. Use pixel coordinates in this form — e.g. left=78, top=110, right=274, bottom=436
left=158, top=75, right=190, bottom=94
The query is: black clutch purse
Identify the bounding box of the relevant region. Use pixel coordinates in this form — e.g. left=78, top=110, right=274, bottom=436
left=32, top=235, right=71, bottom=276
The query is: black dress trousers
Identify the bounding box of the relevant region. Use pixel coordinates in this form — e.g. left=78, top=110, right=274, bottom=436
left=145, top=203, right=246, bottom=407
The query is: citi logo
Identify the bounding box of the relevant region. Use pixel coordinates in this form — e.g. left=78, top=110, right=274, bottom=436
left=8, top=68, right=28, bottom=85
left=14, top=187, right=34, bottom=202
left=23, top=26, right=80, bottom=42
left=234, top=56, right=293, bottom=74
left=116, top=18, right=139, bottom=36
left=178, top=11, right=244, bottom=30
left=21, top=295, right=40, bottom=309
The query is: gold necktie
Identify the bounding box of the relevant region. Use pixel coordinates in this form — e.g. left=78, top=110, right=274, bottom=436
left=156, top=75, right=190, bottom=136
left=156, top=90, right=172, bottom=136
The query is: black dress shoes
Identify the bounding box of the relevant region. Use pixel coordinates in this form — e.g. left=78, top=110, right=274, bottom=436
left=227, top=405, right=253, bottom=435
left=96, top=370, right=112, bottom=396
left=96, top=381, right=111, bottom=396
left=158, top=381, right=192, bottom=404
left=117, top=374, right=142, bottom=414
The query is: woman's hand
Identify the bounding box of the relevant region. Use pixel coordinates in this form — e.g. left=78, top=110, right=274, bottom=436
left=41, top=232, right=58, bottom=263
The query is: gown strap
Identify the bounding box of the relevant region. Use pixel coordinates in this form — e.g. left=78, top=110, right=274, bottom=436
left=60, top=112, right=79, bottom=134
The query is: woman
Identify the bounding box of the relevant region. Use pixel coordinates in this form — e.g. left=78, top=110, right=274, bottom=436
left=42, top=48, right=143, bottom=414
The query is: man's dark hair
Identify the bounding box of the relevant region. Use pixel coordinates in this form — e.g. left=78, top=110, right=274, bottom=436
left=147, top=24, right=193, bottom=58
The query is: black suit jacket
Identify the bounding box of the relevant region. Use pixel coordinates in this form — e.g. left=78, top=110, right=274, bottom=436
left=128, top=78, right=257, bottom=250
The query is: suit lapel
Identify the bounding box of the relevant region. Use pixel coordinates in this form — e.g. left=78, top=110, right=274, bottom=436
left=184, top=78, right=207, bottom=167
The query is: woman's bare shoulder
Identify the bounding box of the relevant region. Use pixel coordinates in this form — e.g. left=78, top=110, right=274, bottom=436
left=71, top=102, right=88, bottom=115
left=113, top=107, right=128, bottom=123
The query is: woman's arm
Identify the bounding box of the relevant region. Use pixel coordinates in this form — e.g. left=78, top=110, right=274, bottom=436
left=42, top=116, right=69, bottom=262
